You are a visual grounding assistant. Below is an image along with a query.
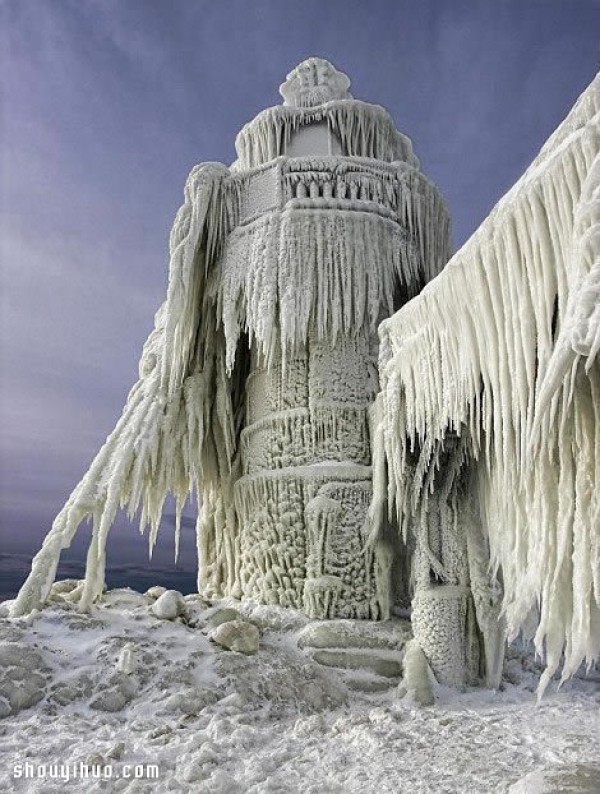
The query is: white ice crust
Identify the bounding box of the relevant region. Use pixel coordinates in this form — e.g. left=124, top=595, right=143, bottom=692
left=372, top=75, right=600, bottom=694
left=12, top=62, right=449, bottom=632
left=11, top=61, right=598, bottom=700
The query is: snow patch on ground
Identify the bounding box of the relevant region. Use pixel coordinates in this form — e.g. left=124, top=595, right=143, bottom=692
left=0, top=587, right=598, bottom=793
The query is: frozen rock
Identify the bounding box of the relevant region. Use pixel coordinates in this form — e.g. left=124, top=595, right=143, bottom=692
left=89, top=686, right=131, bottom=713
left=85, top=752, right=107, bottom=768
left=184, top=593, right=211, bottom=611
left=214, top=643, right=346, bottom=712
left=292, top=714, right=326, bottom=737
left=0, top=696, right=11, bottom=718
left=206, top=606, right=240, bottom=627
left=397, top=639, right=435, bottom=707
left=49, top=579, right=81, bottom=595
left=151, top=590, right=185, bottom=620
left=46, top=579, right=85, bottom=605
left=90, top=672, right=138, bottom=712
left=311, top=648, right=403, bottom=678
left=102, top=588, right=148, bottom=610
left=211, top=620, right=259, bottom=654
left=107, top=742, right=125, bottom=760
left=48, top=673, right=94, bottom=706
left=145, top=585, right=167, bottom=600
left=0, top=642, right=50, bottom=716
left=298, top=618, right=409, bottom=650
left=215, top=691, right=245, bottom=712
left=509, top=764, right=600, bottom=793
left=1, top=673, right=47, bottom=715
left=344, top=674, right=396, bottom=693
left=184, top=604, right=207, bottom=628
left=199, top=768, right=242, bottom=793
left=242, top=603, right=309, bottom=632
left=163, top=686, right=219, bottom=716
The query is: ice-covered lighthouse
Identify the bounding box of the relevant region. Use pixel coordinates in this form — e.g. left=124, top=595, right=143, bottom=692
left=223, top=58, right=450, bottom=619
left=12, top=58, right=450, bottom=620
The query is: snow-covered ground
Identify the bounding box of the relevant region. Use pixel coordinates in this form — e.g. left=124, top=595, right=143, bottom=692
left=0, top=585, right=598, bottom=793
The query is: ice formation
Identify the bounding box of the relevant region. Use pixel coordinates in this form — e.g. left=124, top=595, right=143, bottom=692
left=12, top=59, right=450, bottom=626
left=370, top=75, right=600, bottom=694
left=11, top=58, right=598, bottom=699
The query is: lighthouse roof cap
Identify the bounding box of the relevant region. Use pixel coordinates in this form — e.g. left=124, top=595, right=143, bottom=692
left=231, top=57, right=420, bottom=171
left=279, top=58, right=352, bottom=108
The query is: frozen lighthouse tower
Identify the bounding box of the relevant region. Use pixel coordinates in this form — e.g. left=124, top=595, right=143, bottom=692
left=12, top=59, right=450, bottom=622
left=12, top=60, right=599, bottom=699
left=212, top=58, right=450, bottom=618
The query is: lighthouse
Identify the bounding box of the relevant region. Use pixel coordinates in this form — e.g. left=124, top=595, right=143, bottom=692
left=199, top=58, right=451, bottom=619
left=11, top=58, right=450, bottom=623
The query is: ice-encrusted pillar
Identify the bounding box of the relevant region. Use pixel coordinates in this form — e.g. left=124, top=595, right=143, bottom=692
left=238, top=330, right=378, bottom=617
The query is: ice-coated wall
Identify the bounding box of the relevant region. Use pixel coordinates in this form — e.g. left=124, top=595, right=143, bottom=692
left=236, top=328, right=379, bottom=618
left=371, top=74, right=600, bottom=694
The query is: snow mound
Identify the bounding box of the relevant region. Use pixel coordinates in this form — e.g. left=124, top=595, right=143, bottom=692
left=509, top=764, right=600, bottom=793
left=210, top=620, right=260, bottom=654
left=0, top=585, right=599, bottom=793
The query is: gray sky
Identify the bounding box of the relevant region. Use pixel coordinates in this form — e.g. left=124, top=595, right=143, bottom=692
left=1, top=0, right=599, bottom=590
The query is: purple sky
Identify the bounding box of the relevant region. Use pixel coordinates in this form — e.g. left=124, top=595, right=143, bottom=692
left=1, top=0, right=599, bottom=594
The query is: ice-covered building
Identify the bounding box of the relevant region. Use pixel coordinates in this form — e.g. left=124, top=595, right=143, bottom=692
left=371, top=74, right=599, bottom=693
left=11, top=60, right=599, bottom=697
left=12, top=59, right=450, bottom=622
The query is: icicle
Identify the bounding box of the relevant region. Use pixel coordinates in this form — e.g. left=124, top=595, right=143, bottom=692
left=373, top=75, right=600, bottom=692
left=11, top=162, right=241, bottom=616
left=218, top=172, right=448, bottom=372
left=234, top=99, right=418, bottom=170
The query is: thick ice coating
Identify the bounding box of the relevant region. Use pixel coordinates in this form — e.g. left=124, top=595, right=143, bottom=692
left=12, top=60, right=597, bottom=699
left=371, top=75, right=600, bottom=695
left=11, top=60, right=449, bottom=625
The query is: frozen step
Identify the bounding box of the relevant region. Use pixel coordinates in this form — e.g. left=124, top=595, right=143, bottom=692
left=344, top=673, right=399, bottom=694
left=297, top=618, right=411, bottom=652
left=311, top=648, right=403, bottom=678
